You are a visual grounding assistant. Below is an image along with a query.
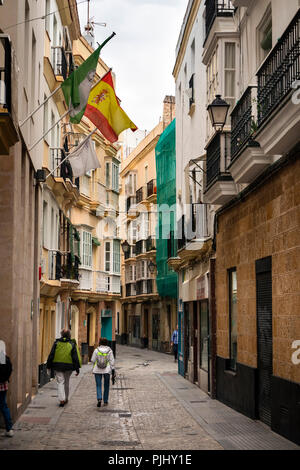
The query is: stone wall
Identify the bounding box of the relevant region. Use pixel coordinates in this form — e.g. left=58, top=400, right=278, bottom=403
left=215, top=155, right=300, bottom=383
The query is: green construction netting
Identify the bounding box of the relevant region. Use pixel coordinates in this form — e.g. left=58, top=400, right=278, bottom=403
left=155, top=118, right=178, bottom=298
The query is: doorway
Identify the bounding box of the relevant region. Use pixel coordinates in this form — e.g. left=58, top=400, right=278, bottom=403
left=199, top=300, right=210, bottom=393
left=256, top=257, right=272, bottom=426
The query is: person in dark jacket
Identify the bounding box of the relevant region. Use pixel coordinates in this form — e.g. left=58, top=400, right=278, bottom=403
left=0, top=340, right=14, bottom=437
left=47, top=329, right=81, bottom=407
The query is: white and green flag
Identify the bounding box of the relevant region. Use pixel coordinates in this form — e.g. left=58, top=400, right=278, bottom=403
left=61, top=33, right=115, bottom=124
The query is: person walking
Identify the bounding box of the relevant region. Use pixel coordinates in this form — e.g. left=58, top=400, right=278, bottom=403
left=91, top=338, right=115, bottom=408
left=46, top=329, right=81, bottom=407
left=0, top=340, right=14, bottom=437
left=170, top=325, right=178, bottom=362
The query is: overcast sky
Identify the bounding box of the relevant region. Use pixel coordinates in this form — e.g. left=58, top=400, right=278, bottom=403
left=77, top=0, right=187, bottom=132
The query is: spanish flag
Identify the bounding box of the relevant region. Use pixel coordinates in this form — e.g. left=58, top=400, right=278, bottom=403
left=84, top=70, right=137, bottom=143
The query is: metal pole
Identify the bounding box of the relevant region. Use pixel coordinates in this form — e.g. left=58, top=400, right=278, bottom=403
left=19, top=85, right=62, bottom=128
left=29, top=109, right=70, bottom=152
left=46, top=126, right=98, bottom=179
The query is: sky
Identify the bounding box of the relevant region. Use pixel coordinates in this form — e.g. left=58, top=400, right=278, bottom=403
left=77, top=0, right=188, bottom=132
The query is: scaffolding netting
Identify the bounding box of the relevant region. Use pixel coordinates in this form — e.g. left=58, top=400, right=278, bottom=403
left=155, top=118, right=178, bottom=298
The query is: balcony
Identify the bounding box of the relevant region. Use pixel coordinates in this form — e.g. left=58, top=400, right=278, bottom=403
left=146, top=237, right=156, bottom=252
left=96, top=272, right=121, bottom=295
left=147, top=179, right=157, bottom=199
left=124, top=244, right=136, bottom=260
left=125, top=282, right=136, bottom=297
left=203, top=132, right=237, bottom=205
left=253, top=9, right=300, bottom=156
left=136, top=279, right=153, bottom=295
left=126, top=196, right=137, bottom=217
left=229, top=86, right=270, bottom=183
left=136, top=186, right=147, bottom=204
left=0, top=36, right=18, bottom=154
left=50, top=147, right=73, bottom=181
left=167, top=231, right=177, bottom=259
left=51, top=46, right=68, bottom=80
left=48, top=250, right=79, bottom=281
left=176, top=205, right=210, bottom=252
left=135, top=239, right=147, bottom=256
left=205, top=0, right=235, bottom=43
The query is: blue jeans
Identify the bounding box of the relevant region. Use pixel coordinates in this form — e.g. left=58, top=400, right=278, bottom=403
left=95, top=374, right=110, bottom=403
left=0, top=390, right=13, bottom=431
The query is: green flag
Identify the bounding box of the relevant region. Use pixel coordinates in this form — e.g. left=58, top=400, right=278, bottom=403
left=61, top=33, right=116, bottom=124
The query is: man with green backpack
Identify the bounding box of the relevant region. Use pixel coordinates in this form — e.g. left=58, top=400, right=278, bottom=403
left=47, top=329, right=82, bottom=407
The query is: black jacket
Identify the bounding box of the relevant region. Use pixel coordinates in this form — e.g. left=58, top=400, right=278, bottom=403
left=46, top=338, right=81, bottom=373
left=0, top=355, right=12, bottom=383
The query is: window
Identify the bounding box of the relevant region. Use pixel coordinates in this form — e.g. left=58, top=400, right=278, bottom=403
left=43, top=201, right=48, bottom=247
left=112, top=162, right=119, bottom=192
left=224, top=42, right=236, bottom=122
left=257, top=5, right=272, bottom=66
left=113, top=240, right=120, bottom=274
left=105, top=241, right=111, bottom=272
left=81, top=231, right=92, bottom=268
left=228, top=268, right=237, bottom=371
left=106, top=162, right=110, bottom=187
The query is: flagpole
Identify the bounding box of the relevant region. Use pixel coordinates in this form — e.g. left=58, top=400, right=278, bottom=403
left=19, top=86, right=62, bottom=128
left=29, top=109, right=70, bottom=152
left=46, top=127, right=98, bottom=179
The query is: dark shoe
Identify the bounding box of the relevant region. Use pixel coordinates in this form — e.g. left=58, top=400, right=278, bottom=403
left=103, top=402, right=108, bottom=406
left=97, top=400, right=102, bottom=407
left=65, top=399, right=68, bottom=405
left=59, top=401, right=65, bottom=407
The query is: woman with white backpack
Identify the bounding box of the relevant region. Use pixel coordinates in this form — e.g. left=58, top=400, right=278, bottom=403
left=91, top=337, right=115, bottom=407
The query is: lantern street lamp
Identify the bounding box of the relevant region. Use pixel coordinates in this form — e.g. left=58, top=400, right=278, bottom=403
left=148, top=260, right=156, bottom=274
left=207, top=95, right=230, bottom=132
left=121, top=240, right=130, bottom=254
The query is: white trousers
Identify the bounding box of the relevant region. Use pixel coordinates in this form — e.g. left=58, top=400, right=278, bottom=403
left=54, top=370, right=72, bottom=402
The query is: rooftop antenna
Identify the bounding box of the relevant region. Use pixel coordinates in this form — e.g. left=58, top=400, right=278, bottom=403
left=84, top=0, right=107, bottom=48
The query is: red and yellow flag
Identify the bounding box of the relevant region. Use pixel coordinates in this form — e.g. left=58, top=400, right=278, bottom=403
left=84, top=70, right=137, bottom=143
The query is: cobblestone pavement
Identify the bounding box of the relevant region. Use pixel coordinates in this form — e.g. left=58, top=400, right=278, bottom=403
left=0, top=345, right=298, bottom=451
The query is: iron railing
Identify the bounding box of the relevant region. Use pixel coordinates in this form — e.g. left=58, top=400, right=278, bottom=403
left=206, top=133, right=221, bottom=187
left=50, top=148, right=73, bottom=180
left=191, top=203, right=209, bottom=238
left=124, top=244, right=136, bottom=260
left=136, top=186, right=147, bottom=204
left=205, top=0, right=235, bottom=42
left=147, top=179, right=157, bottom=197
left=51, top=46, right=68, bottom=79
left=0, top=36, right=11, bottom=112
left=177, top=215, right=186, bottom=251
left=167, top=231, right=177, bottom=259
left=231, top=86, right=257, bottom=160
left=48, top=251, right=79, bottom=281
left=126, top=196, right=136, bottom=212
left=136, top=279, right=153, bottom=295
left=257, top=9, right=300, bottom=127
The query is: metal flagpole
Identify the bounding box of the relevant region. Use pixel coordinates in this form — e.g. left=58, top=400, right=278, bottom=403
left=19, top=85, right=62, bottom=128
left=46, top=126, right=98, bottom=179
left=29, top=109, right=70, bottom=152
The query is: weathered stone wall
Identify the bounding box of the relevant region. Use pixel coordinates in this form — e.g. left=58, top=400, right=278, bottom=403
left=216, top=156, right=300, bottom=383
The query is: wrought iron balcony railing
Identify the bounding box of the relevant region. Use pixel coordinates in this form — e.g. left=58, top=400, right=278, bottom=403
left=50, top=148, right=73, bottom=181
left=205, top=132, right=231, bottom=189
left=205, top=0, right=235, bottom=42
left=124, top=244, right=136, bottom=260
left=136, top=239, right=146, bottom=256
left=147, top=179, right=157, bottom=198
left=231, top=86, right=258, bottom=161
left=257, top=9, right=300, bottom=127
left=51, top=46, right=68, bottom=80
left=177, top=215, right=186, bottom=251
left=126, top=196, right=136, bottom=212
left=136, top=186, right=147, bottom=204
left=0, top=36, right=11, bottom=112
left=191, top=203, right=209, bottom=238
left=48, top=251, right=79, bottom=281
left=167, top=231, right=177, bottom=259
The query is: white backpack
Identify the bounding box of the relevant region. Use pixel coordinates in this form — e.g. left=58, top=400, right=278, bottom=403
left=96, top=347, right=110, bottom=369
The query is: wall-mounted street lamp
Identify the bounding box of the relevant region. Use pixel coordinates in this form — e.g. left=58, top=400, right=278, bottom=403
left=148, top=260, right=156, bottom=274
left=207, top=94, right=230, bottom=132
left=121, top=240, right=130, bottom=254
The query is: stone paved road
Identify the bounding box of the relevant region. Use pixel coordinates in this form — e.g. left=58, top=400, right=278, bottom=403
left=0, top=345, right=298, bottom=450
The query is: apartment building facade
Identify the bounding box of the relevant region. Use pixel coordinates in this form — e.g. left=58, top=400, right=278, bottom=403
left=203, top=0, right=300, bottom=445
left=0, top=0, right=47, bottom=421
left=172, top=0, right=217, bottom=395
left=119, top=97, right=177, bottom=352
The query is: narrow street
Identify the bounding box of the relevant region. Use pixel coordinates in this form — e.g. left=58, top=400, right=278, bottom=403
left=0, top=346, right=298, bottom=451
